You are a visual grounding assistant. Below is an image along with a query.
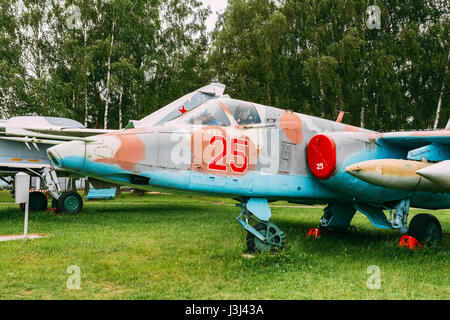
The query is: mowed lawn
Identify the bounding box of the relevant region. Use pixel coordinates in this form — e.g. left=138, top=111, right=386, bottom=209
left=0, top=190, right=448, bottom=300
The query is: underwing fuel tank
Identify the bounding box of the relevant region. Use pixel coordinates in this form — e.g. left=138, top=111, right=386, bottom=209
left=416, top=160, right=450, bottom=189
left=345, top=159, right=449, bottom=192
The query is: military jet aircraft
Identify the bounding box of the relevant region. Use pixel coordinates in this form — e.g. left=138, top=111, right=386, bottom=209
left=47, top=91, right=447, bottom=251
left=0, top=83, right=226, bottom=214
left=0, top=116, right=115, bottom=213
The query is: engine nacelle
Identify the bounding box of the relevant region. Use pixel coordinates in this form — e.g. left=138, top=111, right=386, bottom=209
left=307, top=132, right=375, bottom=181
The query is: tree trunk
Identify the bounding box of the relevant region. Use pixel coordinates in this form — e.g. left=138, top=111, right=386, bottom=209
left=118, top=84, right=123, bottom=129
left=360, top=106, right=365, bottom=128
left=434, top=50, right=450, bottom=129
left=84, top=89, right=88, bottom=127
left=72, top=89, right=75, bottom=111
left=104, top=19, right=115, bottom=129
left=83, top=23, right=89, bottom=127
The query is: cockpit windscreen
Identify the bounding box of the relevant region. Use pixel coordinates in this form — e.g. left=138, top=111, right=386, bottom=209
left=224, top=100, right=261, bottom=125
left=183, top=101, right=231, bottom=127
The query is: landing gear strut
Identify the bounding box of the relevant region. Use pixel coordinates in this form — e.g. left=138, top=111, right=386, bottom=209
left=20, top=167, right=84, bottom=215
left=236, top=198, right=285, bottom=253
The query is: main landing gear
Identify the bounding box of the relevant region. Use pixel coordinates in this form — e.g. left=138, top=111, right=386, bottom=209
left=314, top=200, right=443, bottom=248
left=13, top=167, right=83, bottom=215
left=18, top=191, right=48, bottom=212
left=406, top=213, right=442, bottom=247
left=41, top=167, right=83, bottom=214
left=236, top=198, right=286, bottom=253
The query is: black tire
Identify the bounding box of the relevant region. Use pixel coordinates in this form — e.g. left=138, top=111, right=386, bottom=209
left=29, top=191, right=48, bottom=211
left=57, top=191, right=83, bottom=215
left=51, top=198, right=62, bottom=213
left=246, top=223, right=285, bottom=253
left=408, top=214, right=442, bottom=246
left=246, top=223, right=266, bottom=253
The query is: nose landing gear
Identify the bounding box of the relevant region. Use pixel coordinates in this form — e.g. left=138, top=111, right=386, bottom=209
left=236, top=198, right=286, bottom=253
left=245, top=222, right=285, bottom=253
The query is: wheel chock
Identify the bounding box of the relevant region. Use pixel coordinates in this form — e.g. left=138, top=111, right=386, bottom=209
left=308, top=228, right=325, bottom=238
left=46, top=207, right=57, bottom=215
left=46, top=207, right=61, bottom=215
left=398, top=235, right=423, bottom=250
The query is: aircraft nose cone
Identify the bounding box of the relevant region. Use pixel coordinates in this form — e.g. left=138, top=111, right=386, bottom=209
left=47, top=140, right=86, bottom=171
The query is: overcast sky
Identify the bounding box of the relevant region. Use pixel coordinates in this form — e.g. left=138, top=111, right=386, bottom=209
left=202, top=0, right=229, bottom=31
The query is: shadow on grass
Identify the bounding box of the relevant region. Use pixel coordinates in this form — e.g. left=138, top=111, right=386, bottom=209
left=0, top=199, right=447, bottom=265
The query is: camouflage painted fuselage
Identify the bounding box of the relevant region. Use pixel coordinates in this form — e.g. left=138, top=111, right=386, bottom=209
left=48, top=97, right=450, bottom=211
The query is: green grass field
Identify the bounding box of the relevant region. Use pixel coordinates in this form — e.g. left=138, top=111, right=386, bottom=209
left=0, top=189, right=448, bottom=300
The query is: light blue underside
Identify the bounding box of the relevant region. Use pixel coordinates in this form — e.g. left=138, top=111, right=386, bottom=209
left=59, top=154, right=450, bottom=217
left=59, top=155, right=342, bottom=201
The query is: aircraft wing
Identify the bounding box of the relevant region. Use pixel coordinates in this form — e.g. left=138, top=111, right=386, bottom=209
left=0, top=116, right=116, bottom=147
left=22, top=127, right=114, bottom=137
left=0, top=131, right=100, bottom=146
left=0, top=116, right=115, bottom=139
left=351, top=129, right=450, bottom=191
left=378, top=130, right=450, bottom=149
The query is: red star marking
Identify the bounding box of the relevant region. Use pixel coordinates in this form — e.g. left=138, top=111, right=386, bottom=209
left=178, top=106, right=187, bottom=114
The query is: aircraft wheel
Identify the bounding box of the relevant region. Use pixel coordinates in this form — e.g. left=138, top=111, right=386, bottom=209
left=57, top=191, right=83, bottom=215
left=19, top=192, right=48, bottom=212
left=29, top=191, right=48, bottom=211
left=246, top=222, right=286, bottom=253
left=51, top=198, right=62, bottom=213
left=408, top=214, right=442, bottom=246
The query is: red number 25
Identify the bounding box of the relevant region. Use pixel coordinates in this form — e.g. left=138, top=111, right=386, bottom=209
left=208, top=136, right=249, bottom=174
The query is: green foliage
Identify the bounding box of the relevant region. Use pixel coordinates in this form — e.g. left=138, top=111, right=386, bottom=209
left=210, top=0, right=449, bottom=131
left=0, top=0, right=448, bottom=131
left=0, top=0, right=210, bottom=128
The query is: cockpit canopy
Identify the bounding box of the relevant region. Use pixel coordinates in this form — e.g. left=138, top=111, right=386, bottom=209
left=134, top=83, right=226, bottom=128
left=224, top=99, right=261, bottom=125
left=184, top=102, right=230, bottom=126
left=173, top=98, right=262, bottom=127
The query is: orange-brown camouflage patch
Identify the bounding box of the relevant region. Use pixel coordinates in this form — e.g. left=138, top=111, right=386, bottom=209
left=95, top=129, right=146, bottom=171
left=344, top=124, right=361, bottom=132
left=280, top=111, right=303, bottom=145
